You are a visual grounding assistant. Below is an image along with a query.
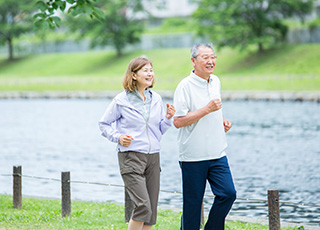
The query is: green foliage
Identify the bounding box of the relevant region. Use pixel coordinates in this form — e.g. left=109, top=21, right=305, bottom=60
left=308, top=17, right=320, bottom=31
left=33, top=0, right=143, bottom=30
left=0, top=0, right=37, bottom=60
left=33, top=0, right=105, bottom=30
left=193, top=0, right=315, bottom=53
left=146, top=17, right=197, bottom=34
left=66, top=0, right=144, bottom=57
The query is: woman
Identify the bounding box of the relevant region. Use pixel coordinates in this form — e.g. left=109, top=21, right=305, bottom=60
left=99, top=57, right=175, bottom=230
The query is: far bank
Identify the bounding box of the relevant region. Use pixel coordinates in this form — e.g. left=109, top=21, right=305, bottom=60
left=1, top=45, right=320, bottom=91
left=0, top=90, right=319, bottom=103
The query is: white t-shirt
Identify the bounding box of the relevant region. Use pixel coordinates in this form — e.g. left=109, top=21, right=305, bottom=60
left=173, top=71, right=227, bottom=161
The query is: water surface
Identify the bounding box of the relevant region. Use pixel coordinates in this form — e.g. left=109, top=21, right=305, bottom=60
left=0, top=99, right=319, bottom=225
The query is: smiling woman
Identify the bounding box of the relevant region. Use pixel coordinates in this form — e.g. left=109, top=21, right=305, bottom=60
left=132, top=63, right=154, bottom=97
left=122, top=57, right=155, bottom=94
left=98, top=57, right=175, bottom=230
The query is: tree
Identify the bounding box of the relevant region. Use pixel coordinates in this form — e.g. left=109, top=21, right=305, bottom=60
left=34, top=0, right=144, bottom=56
left=0, top=0, right=36, bottom=60
left=193, top=0, right=315, bottom=53
left=33, top=0, right=104, bottom=29
left=66, top=0, right=144, bottom=57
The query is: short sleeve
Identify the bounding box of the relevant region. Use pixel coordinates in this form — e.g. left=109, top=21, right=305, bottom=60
left=173, top=83, right=190, bottom=117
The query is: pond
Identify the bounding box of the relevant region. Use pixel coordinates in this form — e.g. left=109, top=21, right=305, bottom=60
left=0, top=99, right=319, bottom=226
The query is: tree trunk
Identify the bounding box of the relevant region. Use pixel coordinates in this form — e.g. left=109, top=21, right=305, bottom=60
left=8, top=37, right=13, bottom=60
left=116, top=47, right=122, bottom=57
left=258, top=42, right=264, bottom=54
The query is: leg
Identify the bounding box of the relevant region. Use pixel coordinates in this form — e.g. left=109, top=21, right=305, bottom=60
left=126, top=181, right=152, bottom=223
left=179, top=161, right=208, bottom=230
left=205, top=156, right=236, bottom=230
left=144, top=153, right=160, bottom=226
left=128, top=153, right=160, bottom=229
left=128, top=220, right=152, bottom=230
left=128, top=220, right=144, bottom=230
left=118, top=152, right=152, bottom=224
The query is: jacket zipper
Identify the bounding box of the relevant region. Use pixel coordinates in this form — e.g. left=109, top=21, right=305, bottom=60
left=142, top=116, right=152, bottom=153
left=122, top=103, right=152, bottom=154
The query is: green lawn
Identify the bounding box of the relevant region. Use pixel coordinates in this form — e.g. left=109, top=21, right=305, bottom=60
left=0, top=195, right=305, bottom=230
left=0, top=44, right=319, bottom=91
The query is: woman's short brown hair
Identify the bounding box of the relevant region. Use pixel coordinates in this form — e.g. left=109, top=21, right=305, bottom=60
left=122, top=57, right=155, bottom=91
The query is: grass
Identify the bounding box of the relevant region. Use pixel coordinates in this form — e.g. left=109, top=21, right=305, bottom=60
left=0, top=195, right=305, bottom=230
left=0, top=44, right=320, bottom=91
left=0, top=194, right=180, bottom=230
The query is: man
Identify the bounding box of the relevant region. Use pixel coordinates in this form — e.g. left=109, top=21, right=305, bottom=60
left=173, top=43, right=236, bottom=230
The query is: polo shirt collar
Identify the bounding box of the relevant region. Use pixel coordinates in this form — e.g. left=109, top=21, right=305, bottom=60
left=190, top=70, right=213, bottom=84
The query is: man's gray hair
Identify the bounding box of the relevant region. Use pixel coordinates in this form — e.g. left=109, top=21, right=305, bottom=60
left=191, top=43, right=215, bottom=58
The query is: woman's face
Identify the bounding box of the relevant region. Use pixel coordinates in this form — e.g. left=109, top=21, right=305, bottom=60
left=133, top=63, right=154, bottom=90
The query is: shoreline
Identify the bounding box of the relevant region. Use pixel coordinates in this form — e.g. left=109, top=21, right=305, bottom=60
left=0, top=90, right=320, bottom=102
left=226, top=215, right=320, bottom=230
left=165, top=205, right=320, bottom=230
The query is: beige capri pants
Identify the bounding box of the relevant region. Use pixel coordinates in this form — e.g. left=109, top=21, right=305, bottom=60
left=118, top=151, right=160, bottom=226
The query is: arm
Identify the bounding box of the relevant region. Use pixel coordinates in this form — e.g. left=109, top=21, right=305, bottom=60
left=98, top=100, right=122, bottom=143
left=174, top=99, right=222, bottom=128
left=99, top=100, right=134, bottom=147
left=159, top=103, right=175, bottom=134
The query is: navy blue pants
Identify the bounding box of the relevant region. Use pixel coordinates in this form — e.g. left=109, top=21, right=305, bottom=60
left=179, top=156, right=236, bottom=230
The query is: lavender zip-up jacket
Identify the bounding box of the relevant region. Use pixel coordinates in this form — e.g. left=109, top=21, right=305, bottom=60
left=99, top=90, right=173, bottom=154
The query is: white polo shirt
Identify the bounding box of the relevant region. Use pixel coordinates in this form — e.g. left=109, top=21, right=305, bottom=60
left=173, top=71, right=227, bottom=162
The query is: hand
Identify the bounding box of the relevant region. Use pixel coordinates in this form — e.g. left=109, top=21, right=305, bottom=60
left=166, top=103, right=175, bottom=119
left=223, top=119, right=232, bottom=133
left=119, top=134, right=133, bottom=147
left=206, top=99, right=222, bottom=114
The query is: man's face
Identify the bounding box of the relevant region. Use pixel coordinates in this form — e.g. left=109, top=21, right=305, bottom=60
left=191, top=46, right=217, bottom=79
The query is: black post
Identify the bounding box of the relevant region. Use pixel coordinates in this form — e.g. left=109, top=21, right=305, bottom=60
left=268, top=190, right=280, bottom=230
left=13, top=166, right=22, bottom=209
left=125, top=188, right=134, bottom=223
left=61, top=171, right=71, bottom=217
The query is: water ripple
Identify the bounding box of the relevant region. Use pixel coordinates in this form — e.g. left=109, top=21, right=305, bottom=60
left=0, top=99, right=319, bottom=225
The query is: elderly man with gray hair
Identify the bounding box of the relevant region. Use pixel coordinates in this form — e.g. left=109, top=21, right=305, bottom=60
left=173, top=43, right=236, bottom=230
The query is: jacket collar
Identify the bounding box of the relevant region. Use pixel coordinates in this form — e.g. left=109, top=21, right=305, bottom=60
left=114, top=89, right=160, bottom=108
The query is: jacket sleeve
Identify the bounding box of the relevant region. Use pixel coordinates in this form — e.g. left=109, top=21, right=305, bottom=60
left=98, top=99, right=122, bottom=143
left=159, top=100, right=173, bottom=135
